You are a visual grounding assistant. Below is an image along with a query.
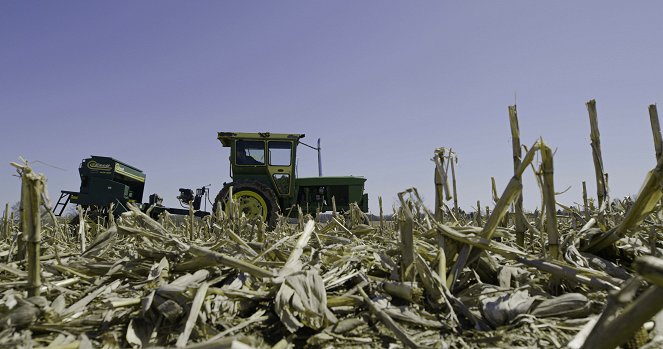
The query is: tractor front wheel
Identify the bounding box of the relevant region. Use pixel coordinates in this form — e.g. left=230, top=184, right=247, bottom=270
left=213, top=180, right=279, bottom=228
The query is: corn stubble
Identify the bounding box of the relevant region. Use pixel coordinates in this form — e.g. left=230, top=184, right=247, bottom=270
left=4, top=101, right=663, bottom=348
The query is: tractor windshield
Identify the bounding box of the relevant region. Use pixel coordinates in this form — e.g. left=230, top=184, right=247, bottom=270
left=236, top=140, right=265, bottom=165
left=268, top=141, right=292, bottom=166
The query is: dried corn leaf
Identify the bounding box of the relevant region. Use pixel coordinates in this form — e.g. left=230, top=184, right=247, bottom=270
left=275, top=269, right=336, bottom=332
left=480, top=289, right=534, bottom=327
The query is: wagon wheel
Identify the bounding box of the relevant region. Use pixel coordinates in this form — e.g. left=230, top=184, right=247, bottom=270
left=213, top=180, right=279, bottom=228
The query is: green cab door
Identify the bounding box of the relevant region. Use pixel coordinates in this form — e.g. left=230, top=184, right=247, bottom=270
left=267, top=141, right=294, bottom=197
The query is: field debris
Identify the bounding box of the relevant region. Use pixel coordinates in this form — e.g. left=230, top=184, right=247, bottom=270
left=3, top=100, right=663, bottom=348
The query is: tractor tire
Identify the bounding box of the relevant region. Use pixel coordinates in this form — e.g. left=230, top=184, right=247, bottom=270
left=213, top=180, right=279, bottom=228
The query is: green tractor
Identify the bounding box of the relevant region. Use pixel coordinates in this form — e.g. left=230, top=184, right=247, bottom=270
left=214, top=132, right=368, bottom=226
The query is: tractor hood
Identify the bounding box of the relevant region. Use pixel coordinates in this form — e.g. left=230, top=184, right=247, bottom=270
left=297, top=176, right=366, bottom=186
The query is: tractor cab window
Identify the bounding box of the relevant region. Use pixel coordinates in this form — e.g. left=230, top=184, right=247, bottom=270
left=268, top=141, right=292, bottom=166
left=236, top=140, right=265, bottom=165
left=273, top=173, right=290, bottom=194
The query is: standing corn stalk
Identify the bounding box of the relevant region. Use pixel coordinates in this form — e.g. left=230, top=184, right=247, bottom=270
left=379, top=196, right=384, bottom=232
left=582, top=181, right=590, bottom=221
left=2, top=203, right=8, bottom=240
left=331, top=196, right=337, bottom=218
left=650, top=104, right=662, bottom=162
left=433, top=148, right=452, bottom=222
left=586, top=99, right=608, bottom=209
left=11, top=160, right=45, bottom=297
left=397, top=197, right=416, bottom=282
left=8, top=212, right=14, bottom=246
left=434, top=161, right=444, bottom=222
left=649, top=104, right=663, bottom=254
left=77, top=206, right=86, bottom=253
left=509, top=105, right=527, bottom=247
left=188, top=200, right=195, bottom=240
left=540, top=143, right=559, bottom=259
left=491, top=177, right=499, bottom=203
left=449, top=150, right=459, bottom=218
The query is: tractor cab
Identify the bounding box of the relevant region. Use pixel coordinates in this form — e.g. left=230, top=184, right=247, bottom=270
left=218, top=132, right=304, bottom=198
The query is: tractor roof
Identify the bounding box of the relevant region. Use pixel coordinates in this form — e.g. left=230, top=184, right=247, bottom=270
left=217, top=132, right=305, bottom=147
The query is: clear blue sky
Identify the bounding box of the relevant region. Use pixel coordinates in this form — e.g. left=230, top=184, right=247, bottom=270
left=2, top=1, right=662, bottom=215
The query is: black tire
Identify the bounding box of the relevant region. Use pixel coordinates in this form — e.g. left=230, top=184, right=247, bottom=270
left=213, top=180, right=279, bottom=228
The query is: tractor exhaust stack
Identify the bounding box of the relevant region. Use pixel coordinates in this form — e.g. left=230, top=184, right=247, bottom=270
left=317, top=138, right=322, bottom=176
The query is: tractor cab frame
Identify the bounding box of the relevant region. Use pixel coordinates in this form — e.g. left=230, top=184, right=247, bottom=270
left=219, top=132, right=303, bottom=200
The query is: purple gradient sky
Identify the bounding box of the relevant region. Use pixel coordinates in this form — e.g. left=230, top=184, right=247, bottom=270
left=2, top=2, right=662, bottom=214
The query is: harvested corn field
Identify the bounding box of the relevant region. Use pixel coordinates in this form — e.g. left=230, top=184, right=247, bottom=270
left=3, top=101, right=663, bottom=349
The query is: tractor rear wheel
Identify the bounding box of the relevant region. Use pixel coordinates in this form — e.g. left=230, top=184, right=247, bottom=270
left=213, top=180, right=279, bottom=228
